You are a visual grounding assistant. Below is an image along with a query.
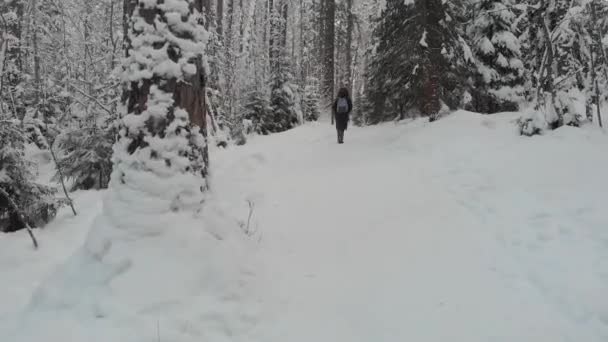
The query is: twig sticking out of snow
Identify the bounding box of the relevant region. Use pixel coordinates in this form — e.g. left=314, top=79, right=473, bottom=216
left=0, top=187, right=39, bottom=249
left=239, top=200, right=257, bottom=236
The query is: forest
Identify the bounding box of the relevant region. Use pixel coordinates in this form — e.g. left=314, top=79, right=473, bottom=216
left=2, top=2, right=608, bottom=341
left=1, top=0, right=608, bottom=233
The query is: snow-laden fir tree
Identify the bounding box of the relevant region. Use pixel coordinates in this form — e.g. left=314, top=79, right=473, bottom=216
left=242, top=87, right=272, bottom=135
left=365, top=0, right=473, bottom=123
left=364, top=0, right=412, bottom=123
left=467, top=0, right=524, bottom=113
left=0, top=120, right=62, bottom=232
left=53, top=125, right=115, bottom=191
left=269, top=55, right=299, bottom=133
left=303, top=77, right=321, bottom=122
left=517, top=0, right=607, bottom=134
left=268, top=4, right=299, bottom=133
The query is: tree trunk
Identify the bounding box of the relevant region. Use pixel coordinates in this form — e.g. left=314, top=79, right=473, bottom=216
left=595, top=78, right=604, bottom=128
left=281, top=1, right=288, bottom=48
left=419, top=0, right=443, bottom=120
left=2, top=0, right=24, bottom=119
left=590, top=2, right=608, bottom=82
left=539, top=0, right=559, bottom=126
left=217, top=0, right=224, bottom=36
left=299, top=0, right=305, bottom=110
left=32, top=0, right=41, bottom=106
left=345, top=0, right=354, bottom=95
left=323, top=0, right=335, bottom=103
left=202, top=0, right=213, bottom=28
left=122, top=1, right=208, bottom=184
left=268, top=0, right=275, bottom=63
left=123, top=0, right=137, bottom=54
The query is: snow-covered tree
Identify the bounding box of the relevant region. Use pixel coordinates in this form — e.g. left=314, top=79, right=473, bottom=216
left=111, top=0, right=209, bottom=215
left=242, top=87, right=272, bottom=135
left=365, top=0, right=473, bottom=123
left=467, top=0, right=524, bottom=113
left=269, top=56, right=299, bottom=132
left=268, top=4, right=299, bottom=133
left=303, top=76, right=321, bottom=122
left=518, top=0, right=607, bottom=133
left=0, top=120, right=62, bottom=232
left=53, top=125, right=115, bottom=190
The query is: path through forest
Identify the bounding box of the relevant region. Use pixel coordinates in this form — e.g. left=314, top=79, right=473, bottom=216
left=1, top=111, right=607, bottom=342
left=212, top=111, right=608, bottom=342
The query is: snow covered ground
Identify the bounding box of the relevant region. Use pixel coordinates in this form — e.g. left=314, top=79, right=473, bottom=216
left=0, top=190, right=102, bottom=321
left=2, top=110, right=608, bottom=341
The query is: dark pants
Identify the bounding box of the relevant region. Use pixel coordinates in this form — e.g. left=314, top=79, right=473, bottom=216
left=335, top=113, right=349, bottom=131
left=335, top=113, right=348, bottom=143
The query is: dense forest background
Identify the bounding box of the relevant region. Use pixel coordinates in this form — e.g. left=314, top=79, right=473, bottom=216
left=1, top=0, right=608, bottom=233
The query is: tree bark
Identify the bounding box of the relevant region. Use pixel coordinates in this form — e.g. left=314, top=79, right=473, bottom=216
left=322, top=0, right=335, bottom=103
left=123, top=0, right=137, bottom=54
left=299, top=0, right=305, bottom=110
left=217, top=0, right=224, bottom=36
left=595, top=78, right=604, bottom=128
left=419, top=0, right=443, bottom=120
left=539, top=0, right=559, bottom=126
left=268, top=0, right=275, bottom=63
left=123, top=1, right=208, bottom=177
left=345, top=0, right=354, bottom=95
left=281, top=1, right=288, bottom=48
left=32, top=0, right=41, bottom=105
left=590, top=2, right=608, bottom=82
left=2, top=0, right=24, bottom=119
left=201, top=0, right=213, bottom=29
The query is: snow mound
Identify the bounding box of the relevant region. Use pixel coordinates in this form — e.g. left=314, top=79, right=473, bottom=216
left=2, top=190, right=262, bottom=342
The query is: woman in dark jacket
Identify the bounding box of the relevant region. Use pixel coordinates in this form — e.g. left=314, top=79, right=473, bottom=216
left=333, top=88, right=353, bottom=144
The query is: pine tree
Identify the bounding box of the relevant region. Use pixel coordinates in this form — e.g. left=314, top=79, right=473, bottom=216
left=467, top=0, right=525, bottom=113
left=268, top=4, right=299, bottom=133
left=303, top=76, right=321, bottom=121
left=0, top=120, right=62, bottom=232
left=242, top=87, right=272, bottom=135
left=365, top=0, right=473, bottom=123
left=518, top=0, right=604, bottom=132
left=54, top=125, right=115, bottom=190
left=269, top=53, right=299, bottom=132
left=364, top=0, right=411, bottom=123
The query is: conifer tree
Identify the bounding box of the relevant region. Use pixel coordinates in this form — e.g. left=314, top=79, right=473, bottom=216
left=242, top=87, right=272, bottom=135
left=268, top=4, right=299, bottom=133
left=467, top=0, right=524, bottom=113
left=0, top=120, right=62, bottom=232
left=303, top=77, right=321, bottom=122
left=365, top=0, right=472, bottom=122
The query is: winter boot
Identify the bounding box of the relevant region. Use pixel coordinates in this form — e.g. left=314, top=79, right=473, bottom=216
left=338, top=130, right=344, bottom=144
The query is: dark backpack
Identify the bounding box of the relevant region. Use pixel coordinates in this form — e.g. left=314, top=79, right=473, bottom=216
left=337, top=97, right=349, bottom=114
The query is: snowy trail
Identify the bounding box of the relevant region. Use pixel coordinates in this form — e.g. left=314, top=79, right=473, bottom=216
left=212, top=112, right=608, bottom=342
left=0, top=190, right=103, bottom=320
left=2, top=111, right=607, bottom=341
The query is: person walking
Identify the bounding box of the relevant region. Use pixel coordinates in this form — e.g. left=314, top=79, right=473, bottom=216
left=333, top=88, right=353, bottom=144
